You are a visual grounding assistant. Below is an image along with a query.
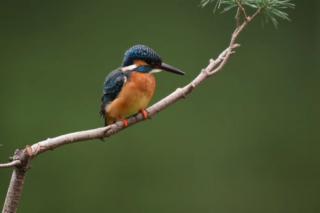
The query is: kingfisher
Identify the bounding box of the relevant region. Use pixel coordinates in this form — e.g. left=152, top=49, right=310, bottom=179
left=100, top=44, right=185, bottom=126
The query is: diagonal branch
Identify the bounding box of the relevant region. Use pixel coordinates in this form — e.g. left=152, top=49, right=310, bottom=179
left=0, top=43, right=237, bottom=165
left=0, top=44, right=239, bottom=168
left=1, top=7, right=261, bottom=213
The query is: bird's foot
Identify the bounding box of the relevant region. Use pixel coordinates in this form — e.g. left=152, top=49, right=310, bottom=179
left=140, top=109, right=149, bottom=120
left=122, top=119, right=129, bottom=127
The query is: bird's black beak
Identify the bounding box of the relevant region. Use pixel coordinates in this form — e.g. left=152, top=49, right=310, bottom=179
left=158, top=63, right=185, bottom=75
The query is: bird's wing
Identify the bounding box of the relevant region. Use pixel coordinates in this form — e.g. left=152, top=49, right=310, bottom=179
left=100, top=69, right=128, bottom=117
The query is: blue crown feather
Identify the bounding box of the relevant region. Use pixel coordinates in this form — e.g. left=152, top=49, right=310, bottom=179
left=122, top=44, right=162, bottom=66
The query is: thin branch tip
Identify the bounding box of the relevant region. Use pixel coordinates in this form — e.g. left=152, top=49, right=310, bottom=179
left=0, top=160, right=22, bottom=169
left=251, top=7, right=262, bottom=20
left=235, top=0, right=248, bottom=20
left=232, top=43, right=241, bottom=48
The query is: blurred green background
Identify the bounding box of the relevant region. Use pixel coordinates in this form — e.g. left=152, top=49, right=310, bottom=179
left=0, top=0, right=319, bottom=212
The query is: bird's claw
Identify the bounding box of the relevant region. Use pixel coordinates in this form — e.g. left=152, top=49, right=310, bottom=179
left=122, top=119, right=129, bottom=127
left=140, top=109, right=149, bottom=120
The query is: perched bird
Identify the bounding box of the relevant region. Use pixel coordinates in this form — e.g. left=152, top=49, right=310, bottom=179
left=100, top=44, right=185, bottom=126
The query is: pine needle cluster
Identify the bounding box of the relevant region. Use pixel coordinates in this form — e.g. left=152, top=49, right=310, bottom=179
left=200, top=0, right=295, bottom=27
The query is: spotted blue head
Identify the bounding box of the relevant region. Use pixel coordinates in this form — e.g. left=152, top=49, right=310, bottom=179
left=121, top=44, right=185, bottom=75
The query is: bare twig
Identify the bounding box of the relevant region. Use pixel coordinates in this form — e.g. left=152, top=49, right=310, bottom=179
left=0, top=161, right=21, bottom=169
left=235, top=7, right=241, bottom=27
left=250, top=7, right=262, bottom=21
left=236, top=0, right=249, bottom=21
left=1, top=7, right=262, bottom=213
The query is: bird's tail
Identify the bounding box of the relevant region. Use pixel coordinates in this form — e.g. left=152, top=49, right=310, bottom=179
left=100, top=95, right=109, bottom=126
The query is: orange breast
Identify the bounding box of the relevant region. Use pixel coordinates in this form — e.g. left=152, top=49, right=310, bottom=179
left=106, top=72, right=156, bottom=123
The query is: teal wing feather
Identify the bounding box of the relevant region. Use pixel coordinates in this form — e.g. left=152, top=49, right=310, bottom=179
left=100, top=69, right=129, bottom=125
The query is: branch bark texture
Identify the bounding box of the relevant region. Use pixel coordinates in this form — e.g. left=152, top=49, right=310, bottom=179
left=2, top=170, right=26, bottom=213
left=1, top=6, right=260, bottom=213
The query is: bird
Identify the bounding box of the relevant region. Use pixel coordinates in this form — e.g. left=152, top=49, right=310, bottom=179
left=100, top=44, right=185, bottom=126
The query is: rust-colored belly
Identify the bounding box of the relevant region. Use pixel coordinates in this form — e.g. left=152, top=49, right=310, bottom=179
left=106, top=72, right=156, bottom=123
